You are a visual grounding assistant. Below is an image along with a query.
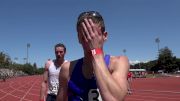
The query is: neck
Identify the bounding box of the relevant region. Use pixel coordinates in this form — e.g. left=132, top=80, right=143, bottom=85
left=82, top=52, right=94, bottom=76
left=82, top=57, right=94, bottom=79
left=55, top=58, right=64, bottom=67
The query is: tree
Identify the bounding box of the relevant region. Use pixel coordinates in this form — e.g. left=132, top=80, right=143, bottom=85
left=176, top=58, right=180, bottom=70
left=35, top=67, right=44, bottom=74
left=0, top=51, right=12, bottom=68
left=22, top=64, right=36, bottom=75
left=33, top=62, right=37, bottom=69
left=157, top=46, right=178, bottom=72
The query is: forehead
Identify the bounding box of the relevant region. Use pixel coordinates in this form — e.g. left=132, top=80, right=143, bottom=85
left=77, top=23, right=101, bottom=32
left=55, top=47, right=64, bottom=51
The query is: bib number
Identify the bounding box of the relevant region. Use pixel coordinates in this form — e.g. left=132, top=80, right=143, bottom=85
left=88, top=89, right=100, bottom=101
left=49, top=82, right=59, bottom=93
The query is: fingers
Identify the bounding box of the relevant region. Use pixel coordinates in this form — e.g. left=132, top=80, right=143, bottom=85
left=82, top=18, right=100, bottom=38
left=79, top=25, right=88, bottom=43
left=81, top=21, right=91, bottom=41
left=81, top=19, right=93, bottom=41
left=80, top=18, right=101, bottom=46
left=85, top=19, right=95, bottom=37
left=88, top=19, right=97, bottom=35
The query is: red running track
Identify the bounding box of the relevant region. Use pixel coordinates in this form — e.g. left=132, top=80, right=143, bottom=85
left=126, top=77, right=180, bottom=101
left=0, top=75, right=180, bottom=101
left=0, top=75, right=42, bottom=101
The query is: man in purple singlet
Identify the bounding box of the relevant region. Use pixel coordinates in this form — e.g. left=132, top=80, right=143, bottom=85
left=56, top=11, right=130, bottom=101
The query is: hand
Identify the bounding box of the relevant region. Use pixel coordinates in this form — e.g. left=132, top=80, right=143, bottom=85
left=80, top=18, right=104, bottom=50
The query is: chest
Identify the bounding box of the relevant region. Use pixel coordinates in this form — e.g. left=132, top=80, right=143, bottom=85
left=48, top=64, right=60, bottom=77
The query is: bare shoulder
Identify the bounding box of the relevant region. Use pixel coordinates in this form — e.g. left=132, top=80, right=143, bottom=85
left=109, top=55, right=129, bottom=75
left=44, top=59, right=53, bottom=70
left=61, top=61, right=71, bottom=73
left=60, top=59, right=79, bottom=78
left=110, top=55, right=129, bottom=66
left=45, top=59, right=53, bottom=65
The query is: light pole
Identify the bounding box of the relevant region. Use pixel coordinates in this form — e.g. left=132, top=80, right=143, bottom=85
left=155, top=37, right=160, bottom=54
left=26, top=43, right=30, bottom=64
left=123, top=49, right=126, bottom=56
left=23, top=58, right=27, bottom=64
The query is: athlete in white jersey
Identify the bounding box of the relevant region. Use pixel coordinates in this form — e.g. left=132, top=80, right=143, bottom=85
left=47, top=60, right=68, bottom=95
left=40, top=43, right=67, bottom=101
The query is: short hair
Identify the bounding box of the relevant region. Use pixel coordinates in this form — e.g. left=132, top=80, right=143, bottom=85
left=54, top=43, right=66, bottom=52
left=77, top=11, right=105, bottom=33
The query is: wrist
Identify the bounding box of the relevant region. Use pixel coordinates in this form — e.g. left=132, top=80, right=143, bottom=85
left=91, top=48, right=103, bottom=55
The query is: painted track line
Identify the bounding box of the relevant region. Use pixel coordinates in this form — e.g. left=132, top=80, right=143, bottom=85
left=0, top=76, right=42, bottom=101
left=128, top=93, right=180, bottom=100
left=20, top=79, right=38, bottom=101
left=126, top=89, right=180, bottom=101
left=0, top=82, right=22, bottom=100
left=133, top=89, right=180, bottom=94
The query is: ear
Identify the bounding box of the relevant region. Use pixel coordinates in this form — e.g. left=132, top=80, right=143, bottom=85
left=77, top=32, right=81, bottom=43
left=77, top=26, right=83, bottom=44
left=103, top=31, right=108, bottom=41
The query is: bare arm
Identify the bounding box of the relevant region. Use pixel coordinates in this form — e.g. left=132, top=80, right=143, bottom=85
left=81, top=18, right=129, bottom=101
left=39, top=60, right=51, bottom=101
left=92, top=55, right=129, bottom=101
left=79, top=18, right=129, bottom=100
left=39, top=71, right=48, bottom=101
left=56, top=62, right=70, bottom=101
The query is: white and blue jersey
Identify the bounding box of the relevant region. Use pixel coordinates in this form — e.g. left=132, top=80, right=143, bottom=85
left=68, top=55, right=110, bottom=101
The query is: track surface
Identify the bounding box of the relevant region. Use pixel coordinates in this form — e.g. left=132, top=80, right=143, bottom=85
left=126, top=77, right=180, bottom=101
left=0, top=75, right=180, bottom=101
left=0, top=76, right=41, bottom=101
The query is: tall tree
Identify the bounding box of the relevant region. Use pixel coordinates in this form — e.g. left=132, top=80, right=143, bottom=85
left=157, top=47, right=178, bottom=72
left=0, top=51, right=12, bottom=68
left=33, top=62, right=37, bottom=69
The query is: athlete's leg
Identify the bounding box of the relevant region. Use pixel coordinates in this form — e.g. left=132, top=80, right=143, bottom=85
left=127, top=78, right=132, bottom=94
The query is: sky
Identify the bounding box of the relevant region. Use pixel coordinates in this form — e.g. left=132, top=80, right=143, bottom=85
left=0, top=0, right=179, bottom=67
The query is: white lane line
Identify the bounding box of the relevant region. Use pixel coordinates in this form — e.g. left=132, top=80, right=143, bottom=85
left=0, top=81, right=31, bottom=100
left=133, top=89, right=180, bottom=94
left=128, top=94, right=180, bottom=100
left=126, top=97, right=156, bottom=101
left=20, top=79, right=38, bottom=101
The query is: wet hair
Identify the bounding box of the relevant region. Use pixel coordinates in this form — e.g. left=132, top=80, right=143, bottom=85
left=54, top=43, right=66, bottom=52
left=77, top=11, right=105, bottom=33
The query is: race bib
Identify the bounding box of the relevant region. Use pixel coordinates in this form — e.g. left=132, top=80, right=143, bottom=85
left=49, top=81, right=59, bottom=94
left=88, top=89, right=102, bottom=101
